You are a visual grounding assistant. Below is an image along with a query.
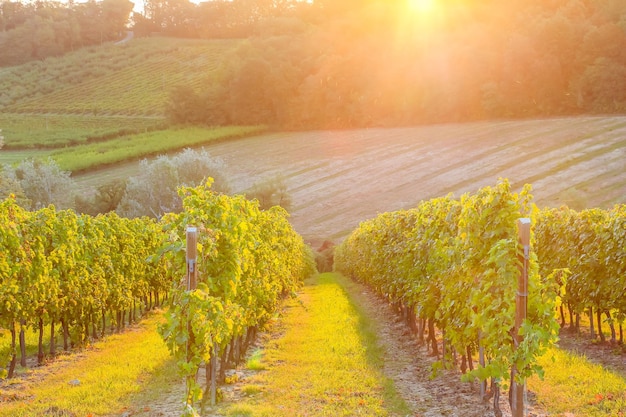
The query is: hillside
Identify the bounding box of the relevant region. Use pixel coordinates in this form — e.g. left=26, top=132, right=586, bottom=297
left=0, top=37, right=241, bottom=116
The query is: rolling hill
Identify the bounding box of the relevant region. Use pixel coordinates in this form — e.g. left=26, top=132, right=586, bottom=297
left=0, top=37, right=241, bottom=116
left=0, top=37, right=624, bottom=244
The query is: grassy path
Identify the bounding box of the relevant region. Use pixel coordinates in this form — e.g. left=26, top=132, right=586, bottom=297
left=216, top=273, right=411, bottom=417
left=0, top=313, right=180, bottom=417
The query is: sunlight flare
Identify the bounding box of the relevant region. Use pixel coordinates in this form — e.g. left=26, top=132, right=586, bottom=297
left=407, top=0, right=437, bottom=14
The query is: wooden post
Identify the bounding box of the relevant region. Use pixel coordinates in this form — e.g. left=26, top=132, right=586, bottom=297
left=479, top=332, right=486, bottom=399
left=185, top=227, right=198, bottom=410
left=186, top=226, right=197, bottom=291
left=210, top=344, right=218, bottom=406
left=511, top=218, right=530, bottom=417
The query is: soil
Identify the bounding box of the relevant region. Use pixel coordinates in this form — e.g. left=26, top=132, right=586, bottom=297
left=340, top=279, right=511, bottom=417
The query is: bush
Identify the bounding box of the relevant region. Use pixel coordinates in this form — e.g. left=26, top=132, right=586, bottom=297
left=245, top=174, right=292, bottom=211
left=116, top=148, right=229, bottom=218
left=4, top=158, right=75, bottom=210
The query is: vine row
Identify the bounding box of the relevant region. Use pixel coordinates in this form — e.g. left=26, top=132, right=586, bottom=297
left=334, top=180, right=562, bottom=412
left=536, top=204, right=625, bottom=342
left=157, top=180, right=316, bottom=414
left=0, top=198, right=169, bottom=378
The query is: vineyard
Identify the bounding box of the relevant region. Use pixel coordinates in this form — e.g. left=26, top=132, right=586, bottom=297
left=0, top=37, right=240, bottom=117
left=0, top=197, right=170, bottom=379
left=0, top=180, right=315, bottom=417
left=1, top=172, right=625, bottom=415
left=0, top=37, right=267, bottom=175
left=335, top=180, right=625, bottom=415
left=0, top=25, right=625, bottom=417
left=536, top=205, right=626, bottom=340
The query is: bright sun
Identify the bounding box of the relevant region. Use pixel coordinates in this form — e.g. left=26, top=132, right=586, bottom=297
left=407, top=0, right=437, bottom=14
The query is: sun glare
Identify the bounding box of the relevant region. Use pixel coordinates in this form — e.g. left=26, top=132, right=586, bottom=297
left=408, top=0, right=437, bottom=14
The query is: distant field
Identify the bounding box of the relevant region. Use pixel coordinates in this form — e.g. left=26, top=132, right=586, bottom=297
left=0, top=125, right=265, bottom=172
left=50, top=125, right=265, bottom=173
left=0, top=37, right=241, bottom=116
left=70, top=116, right=626, bottom=242
left=0, top=113, right=164, bottom=149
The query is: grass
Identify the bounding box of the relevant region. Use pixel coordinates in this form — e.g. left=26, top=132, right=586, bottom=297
left=0, top=313, right=179, bottom=417
left=219, top=272, right=411, bottom=417
left=245, top=349, right=267, bottom=371
left=0, top=149, right=53, bottom=166
left=0, top=114, right=165, bottom=149
left=529, top=347, right=626, bottom=416
left=49, top=125, right=266, bottom=173
left=0, top=325, right=44, bottom=374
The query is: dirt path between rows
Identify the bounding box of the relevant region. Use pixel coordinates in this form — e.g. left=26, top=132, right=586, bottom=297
left=341, top=277, right=511, bottom=417
left=153, top=276, right=516, bottom=417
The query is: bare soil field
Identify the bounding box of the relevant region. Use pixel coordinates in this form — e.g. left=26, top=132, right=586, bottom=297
left=75, top=115, right=626, bottom=243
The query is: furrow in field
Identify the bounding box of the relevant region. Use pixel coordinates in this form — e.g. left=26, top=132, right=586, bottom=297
left=438, top=135, right=626, bottom=202
left=385, top=119, right=626, bottom=203
left=69, top=116, right=626, bottom=241
left=531, top=146, right=626, bottom=208
left=289, top=118, right=625, bottom=239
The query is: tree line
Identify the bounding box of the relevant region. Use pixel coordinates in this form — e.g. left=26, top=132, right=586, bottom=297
left=2, top=0, right=626, bottom=126
left=0, top=0, right=133, bottom=66
left=166, top=0, right=626, bottom=128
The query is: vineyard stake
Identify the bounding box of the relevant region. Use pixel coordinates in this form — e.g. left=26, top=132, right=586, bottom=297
left=210, top=344, right=218, bottom=406
left=185, top=227, right=198, bottom=410
left=186, top=226, right=198, bottom=291
left=511, top=218, right=531, bottom=417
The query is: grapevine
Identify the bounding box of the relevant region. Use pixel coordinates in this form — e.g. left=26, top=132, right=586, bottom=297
left=158, top=180, right=316, bottom=414
left=335, top=180, right=562, bottom=411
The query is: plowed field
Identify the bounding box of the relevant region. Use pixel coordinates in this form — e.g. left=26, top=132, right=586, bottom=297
left=75, top=116, right=626, bottom=242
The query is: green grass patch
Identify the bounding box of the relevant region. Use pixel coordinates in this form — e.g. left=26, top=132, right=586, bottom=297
left=241, top=384, right=263, bottom=395
left=49, top=125, right=266, bottom=173
left=0, top=313, right=179, bottom=417
left=245, top=349, right=267, bottom=371
left=0, top=149, right=53, bottom=167
left=219, top=272, right=411, bottom=417
left=0, top=113, right=165, bottom=149
left=528, top=347, right=626, bottom=416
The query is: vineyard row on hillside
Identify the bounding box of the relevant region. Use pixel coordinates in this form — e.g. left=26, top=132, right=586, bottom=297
left=334, top=180, right=625, bottom=413
left=0, top=199, right=168, bottom=379
left=0, top=180, right=316, bottom=410
left=158, top=180, right=315, bottom=412
left=1, top=39, right=233, bottom=117
left=536, top=204, right=626, bottom=340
